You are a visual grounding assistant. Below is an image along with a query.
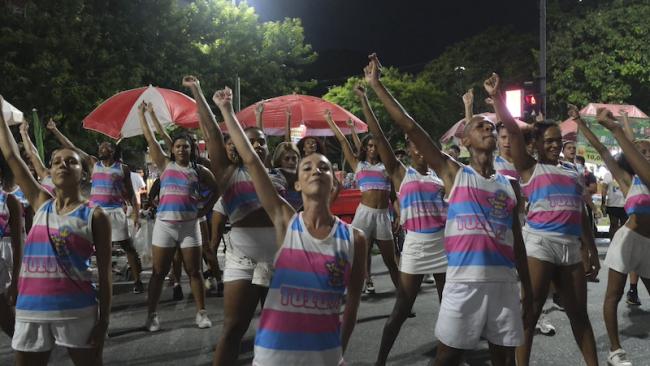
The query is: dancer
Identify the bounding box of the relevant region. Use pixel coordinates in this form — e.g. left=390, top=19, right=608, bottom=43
left=325, top=108, right=400, bottom=291
left=353, top=77, right=446, bottom=364
left=486, top=74, right=600, bottom=366
left=578, top=106, right=650, bottom=366
left=136, top=101, right=217, bottom=331
left=182, top=76, right=287, bottom=365
left=47, top=120, right=144, bottom=293
left=365, top=55, right=532, bottom=365
left=0, top=97, right=112, bottom=366
left=0, top=153, right=23, bottom=338
left=215, top=86, right=366, bottom=365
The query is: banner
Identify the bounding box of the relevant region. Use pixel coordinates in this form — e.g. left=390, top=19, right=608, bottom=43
left=577, top=116, right=650, bottom=164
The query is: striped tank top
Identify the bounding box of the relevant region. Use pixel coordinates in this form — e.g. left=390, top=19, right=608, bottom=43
left=354, top=161, right=391, bottom=192
left=521, top=163, right=583, bottom=239
left=494, top=155, right=520, bottom=180
left=41, top=176, right=55, bottom=195
left=221, top=166, right=287, bottom=224
left=398, top=167, right=447, bottom=234
left=254, top=213, right=354, bottom=365
left=89, top=161, right=126, bottom=209
left=157, top=162, right=200, bottom=222
left=624, top=175, right=650, bottom=216
left=15, top=200, right=97, bottom=321
left=444, top=166, right=518, bottom=282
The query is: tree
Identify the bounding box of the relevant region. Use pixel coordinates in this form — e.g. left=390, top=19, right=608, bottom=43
left=0, top=0, right=316, bottom=165
left=546, top=1, right=650, bottom=117
left=323, top=67, right=452, bottom=145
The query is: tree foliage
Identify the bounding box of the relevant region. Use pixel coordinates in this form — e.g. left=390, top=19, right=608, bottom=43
left=0, top=0, right=316, bottom=166
left=546, top=1, right=650, bottom=117
left=323, top=67, right=452, bottom=146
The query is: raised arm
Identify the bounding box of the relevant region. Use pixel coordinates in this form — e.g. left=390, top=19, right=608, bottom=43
left=354, top=83, right=405, bottom=183
left=182, top=76, right=231, bottom=181
left=598, top=108, right=650, bottom=188
left=484, top=73, right=536, bottom=177
left=325, top=110, right=359, bottom=171
left=365, top=54, right=459, bottom=190
left=569, top=104, right=631, bottom=194
left=46, top=119, right=95, bottom=166
left=346, top=118, right=362, bottom=153
left=213, top=87, right=294, bottom=244
left=0, top=96, right=50, bottom=208
left=255, top=102, right=264, bottom=131
left=136, top=102, right=168, bottom=171
left=620, top=110, right=635, bottom=141
left=145, top=102, right=173, bottom=151
left=19, top=122, right=49, bottom=179
left=463, top=89, right=473, bottom=122
left=284, top=107, right=292, bottom=143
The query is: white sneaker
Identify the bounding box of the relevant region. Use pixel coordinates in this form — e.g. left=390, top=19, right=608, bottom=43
left=145, top=312, right=160, bottom=332
left=608, top=348, right=632, bottom=366
left=535, top=315, right=556, bottom=336
left=195, top=309, right=212, bottom=329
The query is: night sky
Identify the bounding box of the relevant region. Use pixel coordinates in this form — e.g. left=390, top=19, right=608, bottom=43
left=249, top=0, right=539, bottom=87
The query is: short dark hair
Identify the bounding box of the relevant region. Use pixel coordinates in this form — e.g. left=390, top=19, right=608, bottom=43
left=575, top=155, right=585, bottom=164
left=447, top=144, right=461, bottom=153
left=532, top=121, right=559, bottom=139
left=394, top=148, right=406, bottom=156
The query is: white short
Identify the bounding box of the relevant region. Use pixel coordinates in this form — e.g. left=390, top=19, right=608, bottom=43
left=12, top=316, right=97, bottom=352
left=351, top=203, right=393, bottom=241
left=400, top=231, right=447, bottom=275
left=103, top=207, right=130, bottom=242
left=152, top=219, right=201, bottom=249
left=604, top=225, right=650, bottom=278
left=523, top=230, right=582, bottom=266
left=435, top=282, right=524, bottom=349
left=223, top=227, right=277, bottom=287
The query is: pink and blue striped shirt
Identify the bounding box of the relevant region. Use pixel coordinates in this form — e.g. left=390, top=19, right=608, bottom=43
left=15, top=200, right=97, bottom=321
left=221, top=166, right=287, bottom=224
left=398, top=167, right=447, bottom=234
left=40, top=176, right=55, bottom=195
left=157, top=162, right=200, bottom=222
left=253, top=213, right=354, bottom=365
left=89, top=161, right=126, bottom=209
left=444, top=166, right=518, bottom=282
left=494, top=155, right=520, bottom=181
left=354, top=161, right=391, bottom=192
left=624, top=175, right=650, bottom=216
left=521, top=163, right=583, bottom=239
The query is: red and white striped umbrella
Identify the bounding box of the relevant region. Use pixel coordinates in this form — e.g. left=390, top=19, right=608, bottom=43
left=82, top=86, right=199, bottom=139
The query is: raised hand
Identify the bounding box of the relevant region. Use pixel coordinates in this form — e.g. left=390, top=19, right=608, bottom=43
left=484, top=97, right=494, bottom=106
left=567, top=104, right=581, bottom=121
left=145, top=102, right=154, bottom=113
left=483, top=73, right=500, bottom=97
left=353, top=83, right=366, bottom=98
left=596, top=107, right=620, bottom=130
left=19, top=121, right=29, bottom=134
left=285, top=107, right=292, bottom=118
left=324, top=109, right=334, bottom=124
left=619, top=109, right=628, bottom=118
left=182, top=75, right=200, bottom=88
left=137, top=101, right=147, bottom=115
left=255, top=102, right=265, bottom=116
left=462, top=89, right=474, bottom=107
left=212, top=87, right=234, bottom=109
left=535, top=111, right=545, bottom=123
left=364, top=53, right=382, bottom=85
left=46, top=118, right=57, bottom=130
left=345, top=118, right=354, bottom=127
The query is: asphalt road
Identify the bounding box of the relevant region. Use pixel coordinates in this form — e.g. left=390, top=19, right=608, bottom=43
left=2, top=240, right=650, bottom=365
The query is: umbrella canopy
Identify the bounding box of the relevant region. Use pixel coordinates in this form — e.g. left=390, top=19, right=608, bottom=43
left=82, top=86, right=199, bottom=139
left=233, top=94, right=367, bottom=136
left=560, top=103, right=649, bottom=140
left=440, top=113, right=529, bottom=143
left=2, top=98, right=24, bottom=125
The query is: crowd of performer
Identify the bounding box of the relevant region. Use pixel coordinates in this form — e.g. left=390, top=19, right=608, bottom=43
left=0, top=54, right=648, bottom=366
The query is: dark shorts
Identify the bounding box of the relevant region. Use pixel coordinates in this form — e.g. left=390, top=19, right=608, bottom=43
left=606, top=206, right=628, bottom=222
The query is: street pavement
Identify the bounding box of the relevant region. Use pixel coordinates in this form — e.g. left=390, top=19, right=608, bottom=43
left=2, top=238, right=650, bottom=365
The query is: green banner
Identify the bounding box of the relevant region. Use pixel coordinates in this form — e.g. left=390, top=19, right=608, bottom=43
left=31, top=109, right=45, bottom=162
left=577, top=116, right=650, bottom=164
